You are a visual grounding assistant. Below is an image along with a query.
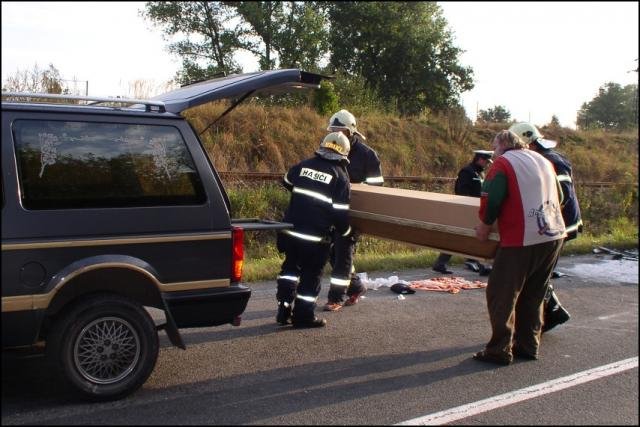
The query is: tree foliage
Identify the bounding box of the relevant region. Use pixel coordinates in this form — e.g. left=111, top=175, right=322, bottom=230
left=324, top=1, right=473, bottom=116
left=576, top=82, right=638, bottom=130
left=477, top=105, right=511, bottom=123
left=142, top=1, right=472, bottom=116
left=2, top=63, right=66, bottom=94
left=141, top=1, right=244, bottom=85
left=228, top=1, right=328, bottom=70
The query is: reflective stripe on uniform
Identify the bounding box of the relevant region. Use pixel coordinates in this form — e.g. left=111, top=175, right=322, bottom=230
left=332, top=202, right=350, bottom=210
left=296, top=294, right=318, bottom=303
left=283, top=229, right=324, bottom=242
left=293, top=187, right=333, bottom=204
left=565, top=220, right=583, bottom=234
left=342, top=226, right=352, bottom=237
left=330, top=277, right=351, bottom=287
left=557, top=174, right=572, bottom=183
left=284, top=173, right=292, bottom=186
left=277, top=274, right=300, bottom=283
left=365, top=176, right=384, bottom=184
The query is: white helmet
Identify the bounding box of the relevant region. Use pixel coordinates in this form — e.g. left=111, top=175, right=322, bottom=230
left=508, top=122, right=544, bottom=145
left=508, top=122, right=557, bottom=149
left=327, top=109, right=358, bottom=135
left=316, top=132, right=351, bottom=162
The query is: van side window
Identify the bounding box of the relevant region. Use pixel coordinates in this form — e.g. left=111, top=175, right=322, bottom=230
left=12, top=120, right=206, bottom=209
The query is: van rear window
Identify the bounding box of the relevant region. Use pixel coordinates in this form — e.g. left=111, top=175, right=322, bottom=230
left=13, top=120, right=206, bottom=209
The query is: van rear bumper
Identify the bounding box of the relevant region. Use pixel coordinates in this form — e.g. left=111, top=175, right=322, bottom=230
left=163, top=284, right=251, bottom=328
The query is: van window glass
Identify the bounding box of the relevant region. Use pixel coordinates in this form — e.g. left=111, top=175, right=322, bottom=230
left=13, top=120, right=206, bottom=209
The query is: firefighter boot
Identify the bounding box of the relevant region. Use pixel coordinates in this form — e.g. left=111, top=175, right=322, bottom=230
left=542, top=287, right=570, bottom=333
left=276, top=301, right=292, bottom=325
left=292, top=317, right=327, bottom=328
left=344, top=275, right=367, bottom=306
left=292, top=299, right=326, bottom=328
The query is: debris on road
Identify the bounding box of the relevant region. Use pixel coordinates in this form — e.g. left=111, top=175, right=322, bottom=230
left=592, top=246, right=638, bottom=261
left=409, top=276, right=487, bottom=294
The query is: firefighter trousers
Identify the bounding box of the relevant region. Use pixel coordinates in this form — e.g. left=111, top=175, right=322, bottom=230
left=276, top=232, right=330, bottom=321
left=328, top=229, right=364, bottom=303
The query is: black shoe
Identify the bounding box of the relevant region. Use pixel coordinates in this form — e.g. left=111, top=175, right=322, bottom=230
left=472, top=350, right=512, bottom=366
left=432, top=265, right=453, bottom=275
left=464, top=261, right=480, bottom=272
left=479, top=265, right=492, bottom=276
left=512, top=346, right=538, bottom=360
left=276, top=302, right=292, bottom=325
left=542, top=306, right=570, bottom=333
left=292, top=317, right=327, bottom=328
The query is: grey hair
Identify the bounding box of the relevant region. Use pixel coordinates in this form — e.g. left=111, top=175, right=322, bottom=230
left=494, top=130, right=527, bottom=150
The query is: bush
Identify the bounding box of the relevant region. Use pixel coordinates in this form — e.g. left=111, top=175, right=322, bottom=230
left=313, top=80, right=339, bottom=116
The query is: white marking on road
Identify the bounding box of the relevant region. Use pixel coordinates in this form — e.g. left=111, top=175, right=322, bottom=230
left=597, top=311, right=634, bottom=320
left=395, top=357, right=638, bottom=425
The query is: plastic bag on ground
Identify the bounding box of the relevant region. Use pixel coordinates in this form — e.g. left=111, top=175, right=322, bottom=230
left=357, top=272, right=409, bottom=290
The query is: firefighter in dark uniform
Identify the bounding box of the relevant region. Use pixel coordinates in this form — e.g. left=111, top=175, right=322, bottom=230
left=276, top=132, right=352, bottom=328
left=322, top=110, right=385, bottom=312
left=511, top=122, right=583, bottom=333
left=432, top=150, right=494, bottom=276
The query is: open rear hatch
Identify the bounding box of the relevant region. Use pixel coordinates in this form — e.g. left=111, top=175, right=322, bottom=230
left=152, top=69, right=328, bottom=114
left=152, top=69, right=330, bottom=232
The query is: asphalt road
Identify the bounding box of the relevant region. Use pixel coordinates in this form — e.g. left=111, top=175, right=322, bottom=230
left=2, top=254, right=638, bottom=425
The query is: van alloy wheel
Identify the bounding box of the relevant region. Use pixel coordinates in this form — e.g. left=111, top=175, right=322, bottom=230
left=48, top=294, right=159, bottom=401
left=73, top=316, right=141, bottom=385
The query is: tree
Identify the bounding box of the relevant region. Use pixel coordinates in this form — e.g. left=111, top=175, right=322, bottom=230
left=477, top=105, right=511, bottom=123
left=141, top=1, right=245, bottom=85
left=549, top=115, right=560, bottom=127
left=576, top=82, right=638, bottom=130
left=2, top=63, right=66, bottom=94
left=325, top=2, right=473, bottom=116
left=228, top=1, right=329, bottom=70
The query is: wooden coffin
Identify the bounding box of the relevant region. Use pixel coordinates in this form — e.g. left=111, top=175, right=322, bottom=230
left=349, top=184, right=499, bottom=260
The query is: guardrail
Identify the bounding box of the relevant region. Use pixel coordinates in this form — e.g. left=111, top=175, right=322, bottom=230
left=218, top=171, right=635, bottom=188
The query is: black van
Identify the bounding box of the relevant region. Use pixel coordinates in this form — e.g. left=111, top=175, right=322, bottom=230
left=1, top=69, right=327, bottom=401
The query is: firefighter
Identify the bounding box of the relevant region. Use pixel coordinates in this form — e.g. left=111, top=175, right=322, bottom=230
left=276, top=132, right=352, bottom=328
left=432, top=149, right=494, bottom=276
left=322, top=109, right=385, bottom=312
left=509, top=122, right=583, bottom=333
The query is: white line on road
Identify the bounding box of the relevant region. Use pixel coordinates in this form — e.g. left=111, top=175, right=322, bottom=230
left=597, top=311, right=635, bottom=320
left=395, top=357, right=638, bottom=426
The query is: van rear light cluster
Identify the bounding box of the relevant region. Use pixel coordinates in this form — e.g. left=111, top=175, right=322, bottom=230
left=231, top=226, right=244, bottom=282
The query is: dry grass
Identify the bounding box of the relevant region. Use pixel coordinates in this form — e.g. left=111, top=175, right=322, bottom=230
left=185, top=103, right=638, bottom=185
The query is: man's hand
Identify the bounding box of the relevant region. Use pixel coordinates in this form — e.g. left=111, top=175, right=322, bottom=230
left=475, top=222, right=492, bottom=242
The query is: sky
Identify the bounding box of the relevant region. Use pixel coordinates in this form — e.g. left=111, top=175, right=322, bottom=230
left=2, top=1, right=638, bottom=129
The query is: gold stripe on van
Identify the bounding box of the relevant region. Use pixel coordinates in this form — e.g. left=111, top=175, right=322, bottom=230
left=2, top=262, right=230, bottom=313
left=2, top=296, right=33, bottom=312
left=1, top=231, right=230, bottom=251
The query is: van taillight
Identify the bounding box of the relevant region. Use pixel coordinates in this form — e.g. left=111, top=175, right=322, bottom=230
left=231, top=226, right=244, bottom=282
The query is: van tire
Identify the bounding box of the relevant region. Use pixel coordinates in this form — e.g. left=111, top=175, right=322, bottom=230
left=47, top=294, right=159, bottom=401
